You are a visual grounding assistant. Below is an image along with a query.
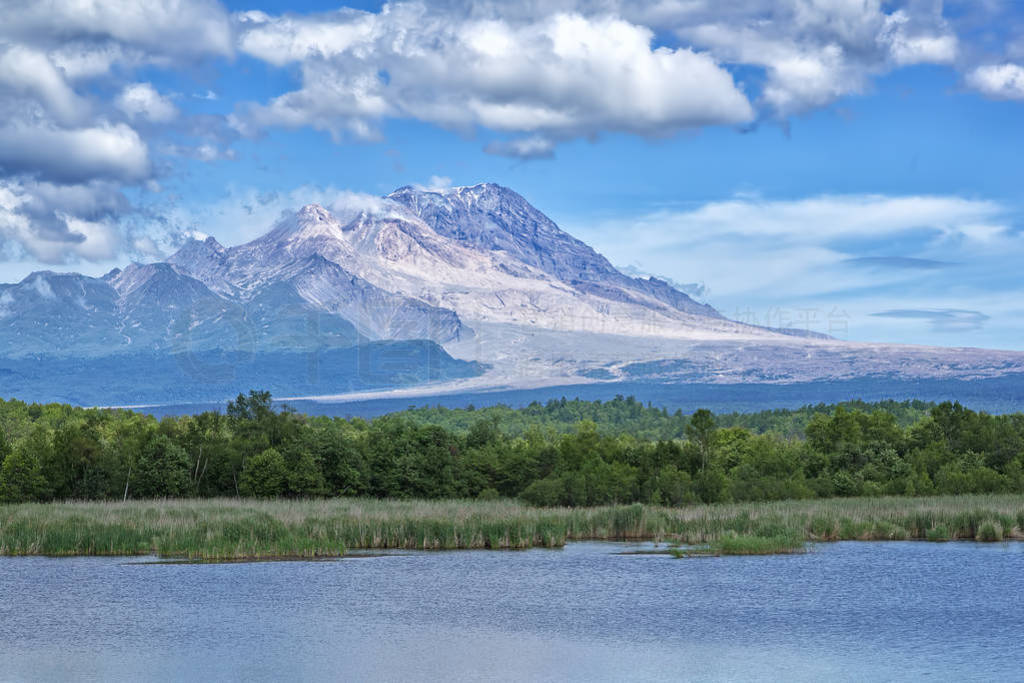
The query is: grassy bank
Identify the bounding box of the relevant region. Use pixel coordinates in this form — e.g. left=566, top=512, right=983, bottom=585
left=0, top=495, right=1022, bottom=560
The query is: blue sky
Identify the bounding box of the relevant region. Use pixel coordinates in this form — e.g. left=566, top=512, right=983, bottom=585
left=2, top=1, right=1024, bottom=348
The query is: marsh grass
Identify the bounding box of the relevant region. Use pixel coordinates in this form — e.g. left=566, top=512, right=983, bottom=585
left=714, top=530, right=808, bottom=556
left=975, top=520, right=1004, bottom=542
left=0, top=494, right=1022, bottom=559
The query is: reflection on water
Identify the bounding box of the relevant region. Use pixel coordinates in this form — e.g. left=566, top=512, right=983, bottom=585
left=1, top=541, right=1021, bottom=682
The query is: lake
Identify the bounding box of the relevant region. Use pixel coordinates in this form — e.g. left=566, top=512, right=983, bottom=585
left=1, top=541, right=1020, bottom=681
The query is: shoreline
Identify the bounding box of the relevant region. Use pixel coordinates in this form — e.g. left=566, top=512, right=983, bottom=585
left=6, top=536, right=1021, bottom=564
left=2, top=494, right=1021, bottom=560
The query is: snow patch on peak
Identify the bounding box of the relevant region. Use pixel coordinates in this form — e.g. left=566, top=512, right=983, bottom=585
left=275, top=203, right=345, bottom=239
left=390, top=182, right=506, bottom=201
left=445, top=182, right=514, bottom=202
left=451, top=181, right=500, bottom=193
left=297, top=203, right=332, bottom=222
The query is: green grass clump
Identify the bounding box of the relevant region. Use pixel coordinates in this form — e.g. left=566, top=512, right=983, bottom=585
left=975, top=521, right=1004, bottom=542
left=0, top=493, right=1022, bottom=559
left=714, top=531, right=807, bottom=556
left=666, top=532, right=806, bottom=557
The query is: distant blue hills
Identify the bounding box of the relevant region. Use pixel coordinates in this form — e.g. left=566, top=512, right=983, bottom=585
left=0, top=342, right=483, bottom=406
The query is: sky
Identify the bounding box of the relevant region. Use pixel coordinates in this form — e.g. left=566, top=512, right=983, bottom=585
left=2, top=0, right=1024, bottom=348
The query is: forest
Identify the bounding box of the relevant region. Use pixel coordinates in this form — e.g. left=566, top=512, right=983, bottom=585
left=0, top=391, right=1021, bottom=506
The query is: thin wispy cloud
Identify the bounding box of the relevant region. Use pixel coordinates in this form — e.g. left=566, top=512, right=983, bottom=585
left=569, top=192, right=1023, bottom=346
left=843, top=257, right=957, bottom=270
left=576, top=193, right=1010, bottom=295
left=872, top=309, right=991, bottom=333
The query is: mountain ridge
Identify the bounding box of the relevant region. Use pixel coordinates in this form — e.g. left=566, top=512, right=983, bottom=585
left=0, top=182, right=738, bottom=359
left=1, top=182, right=1022, bottom=402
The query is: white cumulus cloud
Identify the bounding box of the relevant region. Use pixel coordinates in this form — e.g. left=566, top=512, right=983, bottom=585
left=671, top=0, right=958, bottom=115
left=0, top=45, right=90, bottom=126
left=965, top=63, right=1024, bottom=100
left=116, top=83, right=179, bottom=123
left=233, top=6, right=755, bottom=151
left=0, top=179, right=126, bottom=264
left=0, top=0, right=236, bottom=267
left=0, top=0, right=233, bottom=59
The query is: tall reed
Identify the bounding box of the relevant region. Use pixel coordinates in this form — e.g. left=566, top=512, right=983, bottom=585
left=0, top=494, right=1021, bottom=559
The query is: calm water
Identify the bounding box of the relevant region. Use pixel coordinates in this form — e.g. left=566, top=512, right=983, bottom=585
left=1, top=541, right=1021, bottom=682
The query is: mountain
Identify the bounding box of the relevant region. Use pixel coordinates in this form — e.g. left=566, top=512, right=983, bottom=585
left=344, top=184, right=741, bottom=337
left=167, top=205, right=469, bottom=344
left=0, top=271, right=123, bottom=356
left=386, top=184, right=721, bottom=319
left=163, top=184, right=759, bottom=346
left=0, top=263, right=364, bottom=358
left=0, top=181, right=1023, bottom=404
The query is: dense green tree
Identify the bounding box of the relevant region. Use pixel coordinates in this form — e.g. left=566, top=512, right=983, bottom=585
left=131, top=434, right=191, bottom=498
left=0, top=448, right=48, bottom=502
left=227, top=391, right=275, bottom=423
left=239, top=448, right=288, bottom=497
left=0, top=391, right=1021, bottom=507
left=177, top=412, right=234, bottom=497
left=0, top=428, right=11, bottom=467
left=288, top=452, right=326, bottom=497
left=686, top=409, right=716, bottom=471
left=519, top=476, right=565, bottom=506
left=466, top=416, right=502, bottom=449
left=15, top=425, right=53, bottom=492
left=646, top=465, right=696, bottom=506
left=695, top=467, right=728, bottom=503
left=297, top=424, right=367, bottom=495
left=366, top=419, right=462, bottom=498
left=45, top=422, right=108, bottom=499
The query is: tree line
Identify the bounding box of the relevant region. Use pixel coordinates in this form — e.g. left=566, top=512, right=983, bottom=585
left=0, top=391, right=1021, bottom=505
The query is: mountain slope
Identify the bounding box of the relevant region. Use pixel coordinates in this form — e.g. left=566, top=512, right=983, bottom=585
left=387, top=183, right=721, bottom=319
left=168, top=205, right=470, bottom=344
left=274, top=189, right=764, bottom=340
left=0, top=272, right=122, bottom=356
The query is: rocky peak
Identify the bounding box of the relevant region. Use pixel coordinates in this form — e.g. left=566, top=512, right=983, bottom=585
left=201, top=235, right=226, bottom=251
left=168, top=235, right=225, bottom=264
left=106, top=262, right=217, bottom=306
left=297, top=203, right=332, bottom=222
left=106, top=262, right=150, bottom=296
left=384, top=182, right=722, bottom=318
left=263, top=203, right=347, bottom=245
